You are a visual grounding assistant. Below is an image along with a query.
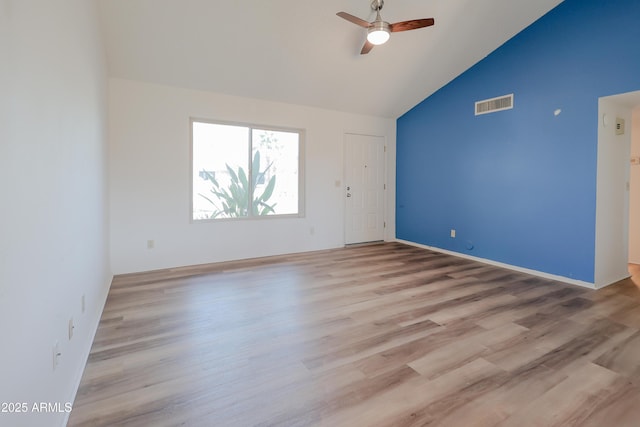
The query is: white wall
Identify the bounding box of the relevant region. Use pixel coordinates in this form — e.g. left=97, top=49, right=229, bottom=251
left=594, top=97, right=632, bottom=287
left=0, top=1, right=111, bottom=426
left=630, top=109, right=640, bottom=264
left=109, top=79, right=396, bottom=274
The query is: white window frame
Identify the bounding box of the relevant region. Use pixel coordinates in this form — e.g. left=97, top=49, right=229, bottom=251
left=190, top=118, right=305, bottom=222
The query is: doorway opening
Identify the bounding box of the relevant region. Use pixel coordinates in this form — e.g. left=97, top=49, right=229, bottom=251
left=595, top=91, right=640, bottom=288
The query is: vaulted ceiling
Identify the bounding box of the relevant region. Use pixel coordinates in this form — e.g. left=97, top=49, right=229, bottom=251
left=98, top=0, right=563, bottom=118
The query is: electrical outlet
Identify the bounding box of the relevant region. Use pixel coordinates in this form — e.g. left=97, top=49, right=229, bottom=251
left=53, top=342, right=61, bottom=371
left=147, top=239, right=155, bottom=249
left=450, top=229, right=456, bottom=238
left=68, top=318, right=74, bottom=340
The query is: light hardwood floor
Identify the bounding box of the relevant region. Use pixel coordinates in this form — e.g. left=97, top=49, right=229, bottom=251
left=69, top=243, right=640, bottom=426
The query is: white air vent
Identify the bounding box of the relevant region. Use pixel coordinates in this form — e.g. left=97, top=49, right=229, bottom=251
left=475, top=94, right=514, bottom=116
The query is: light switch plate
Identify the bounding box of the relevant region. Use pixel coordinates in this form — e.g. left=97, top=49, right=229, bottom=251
left=615, top=117, right=625, bottom=135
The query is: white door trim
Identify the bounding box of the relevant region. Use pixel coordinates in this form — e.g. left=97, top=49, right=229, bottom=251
left=343, top=132, right=386, bottom=245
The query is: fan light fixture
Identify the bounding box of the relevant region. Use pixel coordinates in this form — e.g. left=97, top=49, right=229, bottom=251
left=367, top=22, right=390, bottom=45
left=336, top=0, right=435, bottom=55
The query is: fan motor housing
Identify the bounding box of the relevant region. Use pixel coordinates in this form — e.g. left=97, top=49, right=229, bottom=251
left=371, top=0, right=384, bottom=12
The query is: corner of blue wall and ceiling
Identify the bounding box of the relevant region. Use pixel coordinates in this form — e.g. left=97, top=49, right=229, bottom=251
left=395, top=0, right=640, bottom=284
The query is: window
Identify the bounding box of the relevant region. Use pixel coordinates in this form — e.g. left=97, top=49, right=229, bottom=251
left=191, top=119, right=304, bottom=221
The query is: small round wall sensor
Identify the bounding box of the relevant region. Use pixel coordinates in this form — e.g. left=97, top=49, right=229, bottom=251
left=554, top=109, right=562, bottom=116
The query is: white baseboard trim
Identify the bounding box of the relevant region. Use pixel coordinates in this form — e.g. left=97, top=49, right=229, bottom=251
left=62, top=274, right=113, bottom=426
left=395, top=239, right=596, bottom=290
left=594, top=273, right=632, bottom=290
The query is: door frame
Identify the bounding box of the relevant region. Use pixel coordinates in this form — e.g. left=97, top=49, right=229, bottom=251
left=595, top=92, right=639, bottom=287
left=343, top=132, right=387, bottom=245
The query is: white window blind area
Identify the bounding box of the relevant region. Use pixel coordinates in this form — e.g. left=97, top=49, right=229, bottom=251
left=191, top=120, right=303, bottom=221
left=475, top=94, right=514, bottom=115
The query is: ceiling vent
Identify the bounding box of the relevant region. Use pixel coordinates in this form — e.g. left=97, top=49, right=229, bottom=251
left=475, top=94, right=514, bottom=116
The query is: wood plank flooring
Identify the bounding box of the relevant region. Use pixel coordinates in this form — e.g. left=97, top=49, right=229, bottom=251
left=68, top=243, right=640, bottom=426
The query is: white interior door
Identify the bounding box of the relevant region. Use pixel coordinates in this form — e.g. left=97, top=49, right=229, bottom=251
left=345, top=133, right=385, bottom=244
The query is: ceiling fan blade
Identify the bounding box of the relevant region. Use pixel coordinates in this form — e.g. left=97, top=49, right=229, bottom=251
left=337, top=12, right=371, bottom=28
left=390, top=18, right=434, bottom=33
left=360, top=40, right=374, bottom=55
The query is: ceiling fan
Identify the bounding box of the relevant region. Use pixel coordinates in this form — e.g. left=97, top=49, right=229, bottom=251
left=337, top=0, right=435, bottom=54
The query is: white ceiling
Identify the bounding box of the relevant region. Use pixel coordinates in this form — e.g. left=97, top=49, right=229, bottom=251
left=98, top=0, right=563, bottom=118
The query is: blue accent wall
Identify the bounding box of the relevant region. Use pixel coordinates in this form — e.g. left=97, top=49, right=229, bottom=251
left=396, top=0, right=640, bottom=283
